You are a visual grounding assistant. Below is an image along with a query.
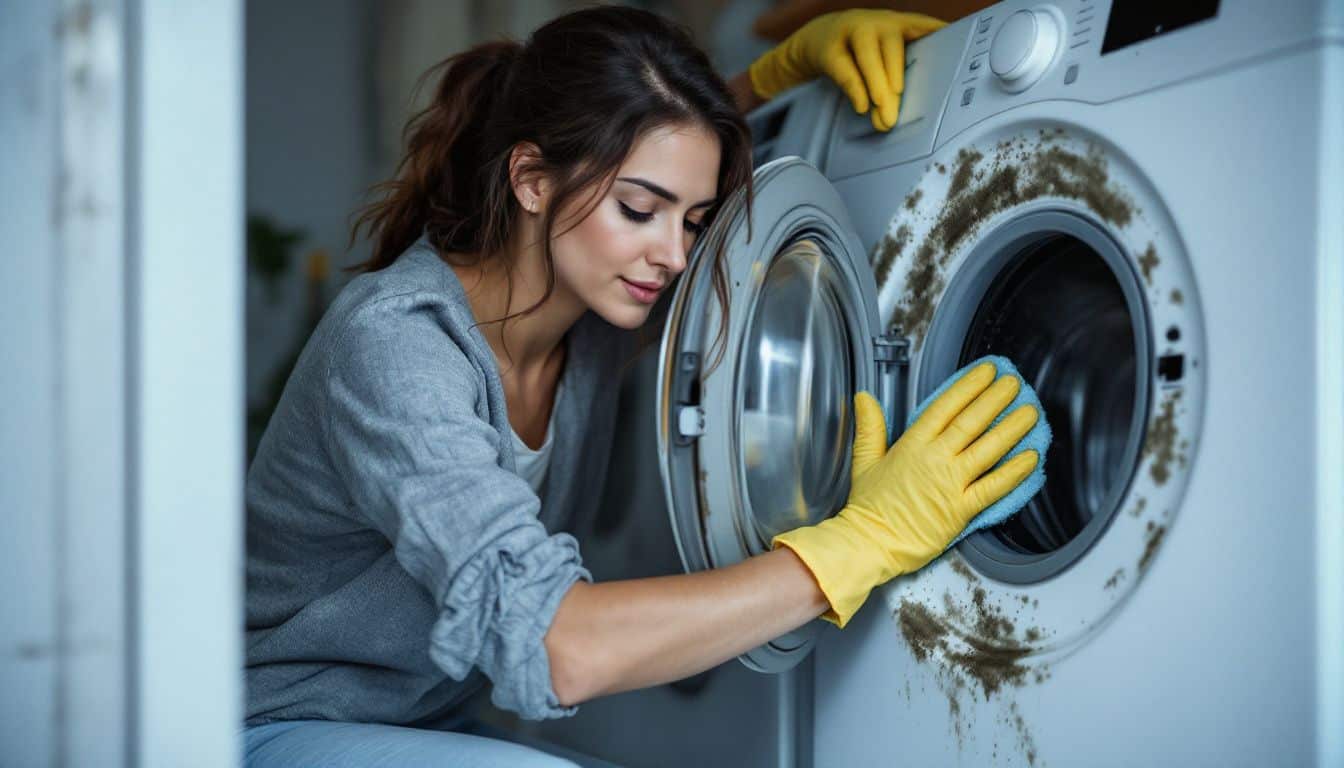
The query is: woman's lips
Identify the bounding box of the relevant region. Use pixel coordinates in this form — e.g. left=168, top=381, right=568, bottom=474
left=621, top=277, right=663, bottom=304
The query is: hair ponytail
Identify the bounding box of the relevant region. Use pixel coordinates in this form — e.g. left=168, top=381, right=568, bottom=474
left=347, top=7, right=753, bottom=362
left=348, top=40, right=522, bottom=272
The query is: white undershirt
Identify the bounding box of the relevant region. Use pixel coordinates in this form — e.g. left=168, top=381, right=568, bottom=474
left=509, top=383, right=563, bottom=495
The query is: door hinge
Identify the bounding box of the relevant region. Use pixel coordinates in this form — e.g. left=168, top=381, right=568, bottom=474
left=872, top=334, right=910, bottom=365
left=872, top=334, right=910, bottom=442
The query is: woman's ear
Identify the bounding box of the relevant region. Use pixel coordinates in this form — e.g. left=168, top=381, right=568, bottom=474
left=508, top=142, right=549, bottom=214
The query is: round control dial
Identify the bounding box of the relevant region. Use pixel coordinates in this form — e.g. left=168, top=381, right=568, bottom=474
left=989, top=7, right=1064, bottom=93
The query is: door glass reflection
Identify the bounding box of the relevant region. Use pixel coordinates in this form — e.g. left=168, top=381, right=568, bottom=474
left=739, top=239, right=854, bottom=546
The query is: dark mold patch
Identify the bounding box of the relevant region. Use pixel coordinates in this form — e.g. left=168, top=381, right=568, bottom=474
left=1104, top=568, right=1126, bottom=590
left=1143, top=392, right=1184, bottom=486
left=884, top=131, right=1139, bottom=347
left=895, top=582, right=1051, bottom=764
left=1129, top=496, right=1148, bottom=518
left=898, top=600, right=949, bottom=665
left=872, top=223, right=912, bottom=288
left=1007, top=701, right=1041, bottom=767
left=1139, top=520, right=1168, bottom=575
left=971, top=587, right=1016, bottom=641
left=895, top=597, right=1039, bottom=698
left=1138, top=243, right=1159, bottom=285
left=949, top=556, right=982, bottom=583
left=1018, top=145, right=1135, bottom=228
left=947, top=148, right=984, bottom=199
left=1170, top=288, right=1184, bottom=305
left=905, top=188, right=924, bottom=211
left=888, top=240, right=942, bottom=339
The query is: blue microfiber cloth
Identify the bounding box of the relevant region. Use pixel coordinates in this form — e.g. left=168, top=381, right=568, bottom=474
left=906, top=355, right=1053, bottom=548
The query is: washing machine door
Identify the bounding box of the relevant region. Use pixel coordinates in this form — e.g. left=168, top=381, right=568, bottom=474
left=656, top=156, right=909, bottom=672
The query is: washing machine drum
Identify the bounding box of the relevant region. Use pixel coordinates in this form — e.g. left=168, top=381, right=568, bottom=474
left=918, top=211, right=1154, bottom=584
left=961, top=234, right=1141, bottom=554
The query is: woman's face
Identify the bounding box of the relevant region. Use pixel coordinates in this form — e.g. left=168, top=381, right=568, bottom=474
left=549, top=122, right=722, bottom=330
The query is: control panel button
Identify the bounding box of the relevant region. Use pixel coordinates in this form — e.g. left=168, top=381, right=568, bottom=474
left=989, top=6, right=1064, bottom=93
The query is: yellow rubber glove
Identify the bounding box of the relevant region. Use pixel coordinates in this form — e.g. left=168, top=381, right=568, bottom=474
left=773, top=363, right=1040, bottom=627
left=747, top=9, right=946, bottom=132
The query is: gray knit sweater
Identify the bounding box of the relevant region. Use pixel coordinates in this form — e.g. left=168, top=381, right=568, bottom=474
left=244, top=236, right=629, bottom=725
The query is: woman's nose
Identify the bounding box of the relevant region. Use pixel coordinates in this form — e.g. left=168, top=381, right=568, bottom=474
left=647, top=225, right=689, bottom=276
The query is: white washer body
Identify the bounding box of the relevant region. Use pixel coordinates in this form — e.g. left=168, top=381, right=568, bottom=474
left=759, top=1, right=1344, bottom=765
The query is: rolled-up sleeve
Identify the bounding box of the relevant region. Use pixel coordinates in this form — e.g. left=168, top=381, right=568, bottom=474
left=322, top=295, right=590, bottom=720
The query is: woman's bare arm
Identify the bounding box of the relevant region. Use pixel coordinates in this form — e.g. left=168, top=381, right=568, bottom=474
left=543, top=547, right=827, bottom=706
left=727, top=70, right=767, bottom=115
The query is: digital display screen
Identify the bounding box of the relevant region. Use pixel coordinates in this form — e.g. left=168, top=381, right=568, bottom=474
left=1101, top=0, right=1220, bottom=55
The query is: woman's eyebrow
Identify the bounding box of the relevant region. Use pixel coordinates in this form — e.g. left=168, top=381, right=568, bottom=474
left=617, top=176, right=716, bottom=209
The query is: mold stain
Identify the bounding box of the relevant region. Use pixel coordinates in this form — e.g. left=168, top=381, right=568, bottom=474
left=1007, top=701, right=1041, bottom=767
left=878, top=130, right=1140, bottom=348
left=1129, top=496, right=1148, bottom=518
left=896, top=595, right=1035, bottom=699
left=1138, top=243, right=1160, bottom=285
left=894, top=558, right=1050, bottom=765
left=905, top=188, right=924, bottom=211
left=949, top=556, right=981, bottom=583
left=872, top=223, right=912, bottom=288
left=1104, top=568, right=1126, bottom=590
left=1143, top=391, right=1184, bottom=486
left=1138, top=520, right=1168, bottom=575
left=1170, top=288, right=1184, bottom=305
left=947, top=147, right=983, bottom=199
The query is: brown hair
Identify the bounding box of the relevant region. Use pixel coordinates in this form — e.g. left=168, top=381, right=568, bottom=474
left=349, top=6, right=753, bottom=365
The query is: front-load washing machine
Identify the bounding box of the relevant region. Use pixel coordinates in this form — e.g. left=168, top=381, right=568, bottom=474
left=511, top=2, right=1344, bottom=766
left=664, top=0, right=1342, bottom=765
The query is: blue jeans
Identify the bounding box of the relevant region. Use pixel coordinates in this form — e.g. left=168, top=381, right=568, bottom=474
left=243, top=719, right=589, bottom=768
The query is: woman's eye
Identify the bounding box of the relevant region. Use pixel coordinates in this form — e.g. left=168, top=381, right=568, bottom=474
left=618, top=201, right=654, bottom=223
left=684, top=219, right=706, bottom=237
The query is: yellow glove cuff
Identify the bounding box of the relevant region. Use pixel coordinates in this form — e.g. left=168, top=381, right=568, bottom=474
left=772, top=515, right=891, bottom=628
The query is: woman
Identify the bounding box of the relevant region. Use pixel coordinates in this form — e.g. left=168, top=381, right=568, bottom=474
left=243, top=6, right=1039, bottom=765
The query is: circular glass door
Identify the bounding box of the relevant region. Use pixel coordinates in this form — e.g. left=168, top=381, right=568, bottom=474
left=739, top=238, right=856, bottom=545
left=657, top=157, right=881, bottom=671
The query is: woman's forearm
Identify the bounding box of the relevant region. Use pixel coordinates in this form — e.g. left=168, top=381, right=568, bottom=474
left=727, top=70, right=766, bottom=115
left=543, top=547, right=827, bottom=706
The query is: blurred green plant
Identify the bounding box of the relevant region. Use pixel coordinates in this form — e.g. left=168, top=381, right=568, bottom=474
left=246, top=215, right=333, bottom=463
left=247, top=214, right=306, bottom=303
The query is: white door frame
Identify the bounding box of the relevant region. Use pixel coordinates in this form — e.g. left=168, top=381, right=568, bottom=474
left=1, top=1, right=243, bottom=765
